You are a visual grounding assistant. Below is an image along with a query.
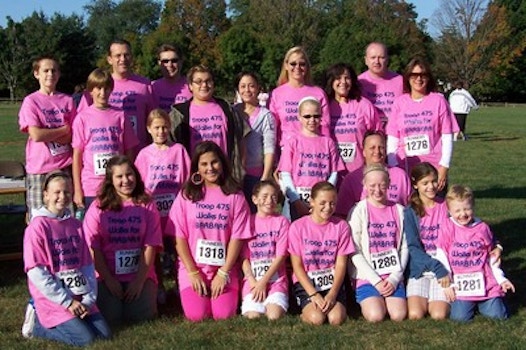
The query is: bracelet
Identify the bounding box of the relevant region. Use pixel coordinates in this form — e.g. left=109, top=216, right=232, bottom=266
left=217, top=269, right=231, bottom=283
left=309, top=291, right=319, bottom=298
left=187, top=270, right=200, bottom=276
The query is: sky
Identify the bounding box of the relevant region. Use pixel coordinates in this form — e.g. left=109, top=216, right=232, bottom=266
left=0, top=0, right=440, bottom=34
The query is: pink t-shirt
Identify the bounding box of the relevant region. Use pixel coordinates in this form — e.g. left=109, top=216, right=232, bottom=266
left=418, top=199, right=449, bottom=256
left=279, top=133, right=342, bottom=191
left=189, top=100, right=228, bottom=155
left=358, top=70, right=403, bottom=126
left=437, top=219, right=503, bottom=301
left=241, top=214, right=290, bottom=297
left=134, top=143, right=191, bottom=230
left=78, top=74, right=154, bottom=149
left=288, top=215, right=354, bottom=284
left=83, top=199, right=162, bottom=283
left=24, top=216, right=97, bottom=328
left=152, top=77, right=192, bottom=112
left=386, top=92, right=458, bottom=171
left=356, top=202, right=401, bottom=287
left=18, top=91, right=76, bottom=174
left=335, top=166, right=411, bottom=217
left=72, top=105, right=139, bottom=196
left=329, top=98, right=380, bottom=173
left=269, top=83, right=331, bottom=145
left=168, top=187, right=253, bottom=290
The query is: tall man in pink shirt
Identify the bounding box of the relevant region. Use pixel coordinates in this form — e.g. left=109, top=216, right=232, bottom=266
left=78, top=39, right=154, bottom=150
left=358, top=42, right=403, bottom=129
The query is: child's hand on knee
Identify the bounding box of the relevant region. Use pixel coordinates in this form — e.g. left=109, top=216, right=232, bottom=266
left=501, top=280, right=515, bottom=293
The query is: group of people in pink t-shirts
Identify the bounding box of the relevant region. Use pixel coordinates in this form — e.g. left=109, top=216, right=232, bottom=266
left=19, top=39, right=514, bottom=346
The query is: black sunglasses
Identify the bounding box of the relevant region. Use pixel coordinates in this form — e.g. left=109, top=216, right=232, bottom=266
left=289, top=61, right=307, bottom=68
left=302, top=114, right=321, bottom=119
left=409, top=72, right=429, bottom=79
left=160, top=58, right=179, bottom=64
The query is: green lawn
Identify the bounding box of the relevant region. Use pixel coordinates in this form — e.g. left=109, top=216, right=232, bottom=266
left=1, top=105, right=526, bottom=349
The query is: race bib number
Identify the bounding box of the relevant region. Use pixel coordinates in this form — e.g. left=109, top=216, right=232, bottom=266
left=337, top=142, right=356, bottom=163
left=370, top=248, right=401, bottom=275
left=93, top=152, right=115, bottom=176
left=308, top=268, right=334, bottom=292
left=404, top=134, right=430, bottom=156
left=195, top=239, right=226, bottom=266
left=454, top=272, right=485, bottom=297
left=56, top=269, right=90, bottom=295
left=129, top=115, right=138, bottom=135
left=115, top=249, right=140, bottom=275
left=154, top=193, right=175, bottom=217
left=297, top=186, right=312, bottom=203
left=251, top=259, right=278, bottom=282
left=47, top=141, right=70, bottom=156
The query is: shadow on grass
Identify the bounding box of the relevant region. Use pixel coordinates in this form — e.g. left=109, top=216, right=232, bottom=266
left=0, top=259, right=24, bottom=288
left=465, top=132, right=520, bottom=142
left=474, top=187, right=526, bottom=200
left=491, top=218, right=526, bottom=314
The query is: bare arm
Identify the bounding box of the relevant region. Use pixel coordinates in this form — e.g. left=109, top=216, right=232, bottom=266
left=28, top=125, right=70, bottom=142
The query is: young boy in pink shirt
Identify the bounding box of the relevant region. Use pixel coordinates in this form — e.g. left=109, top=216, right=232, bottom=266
left=77, top=39, right=154, bottom=149
left=436, top=185, right=514, bottom=322
left=72, top=68, right=138, bottom=211
left=18, top=56, right=76, bottom=217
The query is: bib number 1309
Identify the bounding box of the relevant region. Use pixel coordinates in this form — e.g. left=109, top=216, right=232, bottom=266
left=308, top=268, right=334, bottom=292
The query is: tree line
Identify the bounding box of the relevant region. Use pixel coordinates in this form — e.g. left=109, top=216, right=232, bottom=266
left=1, top=0, right=525, bottom=102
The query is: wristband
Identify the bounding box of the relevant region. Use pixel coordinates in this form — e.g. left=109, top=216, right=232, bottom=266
left=309, top=291, right=318, bottom=298
left=188, top=270, right=200, bottom=276
left=217, top=269, right=231, bottom=283
left=496, top=244, right=504, bottom=252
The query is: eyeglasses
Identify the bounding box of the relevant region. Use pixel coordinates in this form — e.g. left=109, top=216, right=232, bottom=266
left=160, top=58, right=179, bottom=64
left=409, top=72, right=429, bottom=80
left=289, top=61, right=307, bottom=68
left=302, top=114, right=321, bottom=119
left=192, top=79, right=214, bottom=86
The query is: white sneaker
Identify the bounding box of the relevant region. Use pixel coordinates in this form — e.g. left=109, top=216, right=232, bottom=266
left=21, top=302, right=36, bottom=339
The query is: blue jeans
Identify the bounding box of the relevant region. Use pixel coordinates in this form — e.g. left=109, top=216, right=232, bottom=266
left=33, top=312, right=111, bottom=346
left=450, top=297, right=508, bottom=322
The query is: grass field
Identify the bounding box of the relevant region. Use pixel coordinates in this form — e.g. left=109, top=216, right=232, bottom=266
left=1, top=104, right=525, bottom=349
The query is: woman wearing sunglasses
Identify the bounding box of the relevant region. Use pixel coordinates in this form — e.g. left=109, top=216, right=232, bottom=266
left=269, top=46, right=331, bottom=147
left=279, top=97, right=341, bottom=221
left=385, top=57, right=458, bottom=192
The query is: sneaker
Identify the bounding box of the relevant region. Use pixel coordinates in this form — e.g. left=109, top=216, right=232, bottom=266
left=21, top=302, right=35, bottom=339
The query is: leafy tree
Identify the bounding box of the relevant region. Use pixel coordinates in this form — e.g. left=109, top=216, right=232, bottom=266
left=0, top=18, right=26, bottom=101
left=160, top=0, right=230, bottom=70
left=48, top=14, right=97, bottom=93
left=84, top=0, right=162, bottom=74
left=319, top=0, right=430, bottom=78
left=217, top=26, right=264, bottom=88
left=432, top=0, right=526, bottom=100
